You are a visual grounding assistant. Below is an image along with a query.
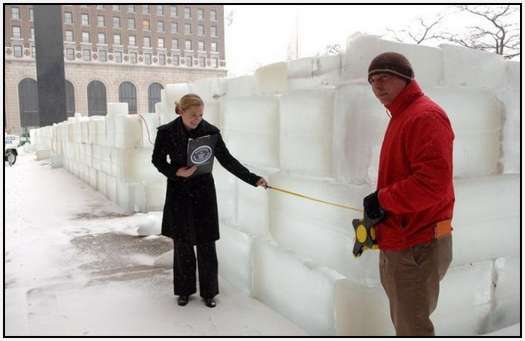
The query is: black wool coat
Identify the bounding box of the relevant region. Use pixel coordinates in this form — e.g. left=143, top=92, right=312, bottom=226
left=152, top=117, right=261, bottom=244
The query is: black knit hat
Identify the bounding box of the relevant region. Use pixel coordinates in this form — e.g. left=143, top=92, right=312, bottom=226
left=368, top=52, right=414, bottom=83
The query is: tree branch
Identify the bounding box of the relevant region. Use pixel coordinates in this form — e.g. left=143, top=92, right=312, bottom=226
left=385, top=15, right=443, bottom=45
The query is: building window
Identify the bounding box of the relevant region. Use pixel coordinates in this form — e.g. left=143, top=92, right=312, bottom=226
left=172, top=55, right=179, bottom=65
left=128, top=5, right=135, bottom=13
left=158, top=38, right=164, bottom=49
left=81, top=14, right=89, bottom=26
left=184, top=7, right=191, bottom=19
left=96, top=5, right=104, bottom=10
left=157, top=21, right=164, bottom=32
left=97, top=32, right=106, bottom=44
left=12, top=26, right=21, bottom=40
left=170, top=6, right=177, bottom=17
left=80, top=5, right=88, bottom=8
left=159, top=53, right=166, bottom=65
left=184, top=23, right=191, bottom=34
left=119, top=82, right=137, bottom=114
left=128, top=18, right=135, bottom=30
left=18, top=78, right=39, bottom=127
left=65, top=80, right=76, bottom=116
left=198, top=24, right=204, bottom=36
left=185, top=40, right=192, bottom=50
left=148, top=83, right=163, bottom=112
left=199, top=56, right=206, bottom=67
left=114, top=51, right=122, bottom=63
left=172, top=39, right=179, bottom=49
left=65, top=30, right=74, bottom=42
left=210, top=9, right=217, bottom=21
left=64, top=12, right=73, bottom=24
left=185, top=56, right=192, bottom=67
left=82, top=49, right=91, bottom=61
left=11, top=7, right=20, bottom=20
left=30, top=28, right=34, bottom=40
left=198, top=41, right=204, bottom=51
left=88, top=80, right=107, bottom=116
left=66, top=48, right=75, bottom=60
left=113, top=34, right=121, bottom=45
left=113, top=5, right=120, bottom=12
left=143, top=19, right=150, bottom=31
left=210, top=57, right=217, bottom=68
left=211, top=26, right=217, bottom=37
left=143, top=36, right=151, bottom=47
left=14, top=45, right=23, bottom=57
left=31, top=46, right=36, bottom=58
left=97, top=15, right=105, bottom=27
left=171, top=22, right=178, bottom=33
left=211, top=42, right=217, bottom=52
left=142, top=5, right=149, bottom=14
left=29, top=8, right=33, bottom=21
left=99, top=50, right=107, bottom=62
left=144, top=53, right=152, bottom=65
left=197, top=9, right=204, bottom=21
left=82, top=32, right=90, bottom=43
left=128, top=35, right=136, bottom=46
left=130, top=52, right=137, bottom=64
left=156, top=5, right=163, bottom=16
left=113, top=17, right=120, bottom=29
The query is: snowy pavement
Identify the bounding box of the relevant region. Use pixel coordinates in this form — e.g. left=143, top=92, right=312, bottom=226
left=4, top=153, right=307, bottom=336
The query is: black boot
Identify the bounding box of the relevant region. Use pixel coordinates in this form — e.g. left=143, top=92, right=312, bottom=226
left=204, top=297, right=216, bottom=308
left=177, top=295, right=189, bottom=306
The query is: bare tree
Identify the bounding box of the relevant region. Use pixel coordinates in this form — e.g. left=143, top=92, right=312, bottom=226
left=436, top=5, right=520, bottom=59
left=386, top=16, right=444, bottom=44
left=385, top=5, right=519, bottom=59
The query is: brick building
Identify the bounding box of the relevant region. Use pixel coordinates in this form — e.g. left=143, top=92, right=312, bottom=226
left=4, top=4, right=227, bottom=135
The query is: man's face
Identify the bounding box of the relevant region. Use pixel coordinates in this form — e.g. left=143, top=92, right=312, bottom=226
left=181, top=105, right=204, bottom=130
left=369, top=73, right=408, bottom=105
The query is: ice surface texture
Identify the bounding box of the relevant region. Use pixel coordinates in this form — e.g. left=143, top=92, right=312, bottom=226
left=287, top=55, right=342, bottom=90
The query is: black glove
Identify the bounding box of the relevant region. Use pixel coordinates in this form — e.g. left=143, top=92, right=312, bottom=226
left=363, top=191, right=386, bottom=221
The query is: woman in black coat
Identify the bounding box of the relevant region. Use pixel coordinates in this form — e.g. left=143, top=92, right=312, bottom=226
left=152, top=93, right=268, bottom=308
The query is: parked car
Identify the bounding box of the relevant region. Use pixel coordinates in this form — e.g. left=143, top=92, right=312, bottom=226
left=4, top=134, right=20, bottom=166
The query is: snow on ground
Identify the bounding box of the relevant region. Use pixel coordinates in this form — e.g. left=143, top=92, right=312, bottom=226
left=482, top=323, right=521, bottom=337
left=4, top=153, right=307, bottom=336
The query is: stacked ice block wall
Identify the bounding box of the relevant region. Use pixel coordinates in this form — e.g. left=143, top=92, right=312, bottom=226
left=33, top=33, right=519, bottom=335
left=41, top=104, right=167, bottom=213
left=28, top=125, right=52, bottom=160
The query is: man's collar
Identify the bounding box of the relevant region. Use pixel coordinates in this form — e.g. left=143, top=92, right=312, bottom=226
left=385, top=80, right=424, bottom=117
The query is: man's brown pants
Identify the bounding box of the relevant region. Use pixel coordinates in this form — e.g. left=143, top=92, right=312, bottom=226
left=379, top=235, right=452, bottom=336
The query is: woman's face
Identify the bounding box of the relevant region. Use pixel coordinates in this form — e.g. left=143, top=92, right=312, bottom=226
left=180, top=105, right=204, bottom=130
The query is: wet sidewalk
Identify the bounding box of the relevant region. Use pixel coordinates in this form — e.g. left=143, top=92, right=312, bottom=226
left=5, top=153, right=306, bottom=336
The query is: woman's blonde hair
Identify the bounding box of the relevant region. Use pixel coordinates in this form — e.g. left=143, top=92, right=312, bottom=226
left=175, top=93, right=204, bottom=115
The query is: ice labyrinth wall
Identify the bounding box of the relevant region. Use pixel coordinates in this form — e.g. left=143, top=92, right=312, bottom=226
left=32, top=34, right=520, bottom=336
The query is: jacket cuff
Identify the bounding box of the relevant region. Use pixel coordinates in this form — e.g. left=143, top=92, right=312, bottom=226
left=250, top=174, right=262, bottom=187
left=377, top=188, right=387, bottom=211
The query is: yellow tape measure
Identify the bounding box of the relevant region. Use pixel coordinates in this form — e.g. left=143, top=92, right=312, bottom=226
left=266, top=185, right=377, bottom=257
left=267, top=185, right=363, bottom=213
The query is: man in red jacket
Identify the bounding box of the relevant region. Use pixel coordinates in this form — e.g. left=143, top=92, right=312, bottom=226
left=364, top=52, right=455, bottom=336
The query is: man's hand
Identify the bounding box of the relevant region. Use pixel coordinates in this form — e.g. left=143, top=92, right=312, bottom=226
left=176, top=165, right=198, bottom=178
left=363, top=191, right=386, bottom=221
left=256, top=177, right=269, bottom=189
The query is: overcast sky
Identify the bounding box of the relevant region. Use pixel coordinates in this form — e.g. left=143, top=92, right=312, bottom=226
left=224, top=4, right=520, bottom=76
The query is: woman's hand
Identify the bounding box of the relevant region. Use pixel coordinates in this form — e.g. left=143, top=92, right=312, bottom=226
left=176, top=165, right=198, bottom=178
left=256, top=177, right=269, bottom=189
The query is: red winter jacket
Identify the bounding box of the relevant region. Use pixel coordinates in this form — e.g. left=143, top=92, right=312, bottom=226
left=376, top=80, right=455, bottom=251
